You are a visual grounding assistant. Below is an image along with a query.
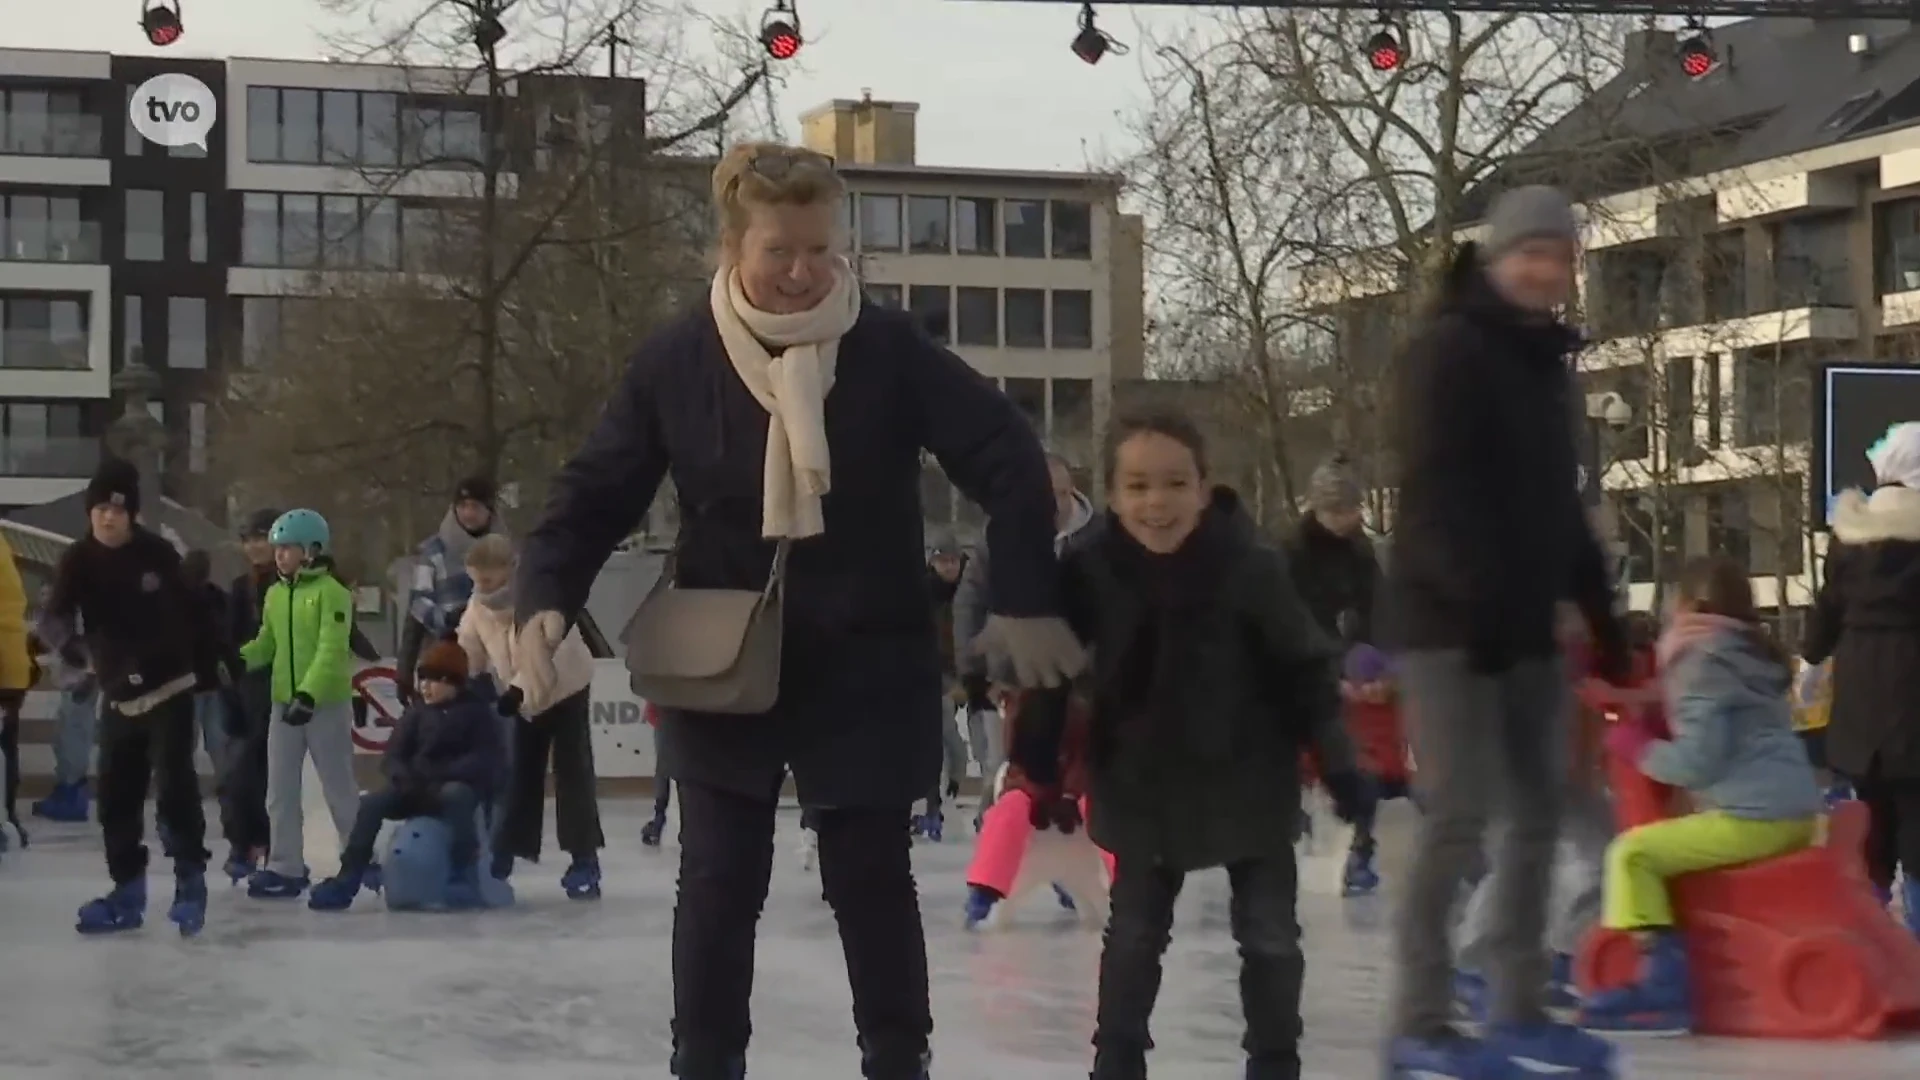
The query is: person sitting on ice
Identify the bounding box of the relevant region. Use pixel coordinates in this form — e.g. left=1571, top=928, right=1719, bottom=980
left=999, top=409, right=1373, bottom=1080
left=1580, top=556, right=1822, bottom=1034
left=309, top=640, right=506, bottom=911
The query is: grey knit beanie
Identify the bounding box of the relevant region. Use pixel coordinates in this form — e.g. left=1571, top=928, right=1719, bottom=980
left=1308, top=454, right=1362, bottom=513
left=1484, top=185, right=1577, bottom=258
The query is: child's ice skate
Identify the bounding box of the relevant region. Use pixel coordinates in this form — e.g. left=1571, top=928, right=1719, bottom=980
left=169, top=862, right=208, bottom=936
left=1578, top=930, right=1692, bottom=1035
left=76, top=878, right=147, bottom=935
left=797, top=827, right=818, bottom=870
left=32, top=780, right=88, bottom=822
left=363, top=861, right=383, bottom=894
left=915, top=810, right=944, bottom=842
left=1341, top=847, right=1380, bottom=897
left=307, top=867, right=367, bottom=911
left=246, top=866, right=310, bottom=899
left=1383, top=1031, right=1511, bottom=1080
left=963, top=884, right=1001, bottom=930
left=1484, top=1020, right=1617, bottom=1077
left=222, top=845, right=257, bottom=885
left=561, top=854, right=602, bottom=900
left=640, top=812, right=666, bottom=847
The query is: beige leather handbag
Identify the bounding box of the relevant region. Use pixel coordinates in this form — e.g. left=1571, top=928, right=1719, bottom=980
left=622, top=541, right=789, bottom=714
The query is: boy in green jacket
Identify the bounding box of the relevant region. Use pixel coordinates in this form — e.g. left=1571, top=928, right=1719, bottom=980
left=237, top=509, right=364, bottom=900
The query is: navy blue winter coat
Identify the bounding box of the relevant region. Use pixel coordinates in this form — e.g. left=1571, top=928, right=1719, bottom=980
left=517, top=301, right=1060, bottom=807
left=384, top=690, right=506, bottom=799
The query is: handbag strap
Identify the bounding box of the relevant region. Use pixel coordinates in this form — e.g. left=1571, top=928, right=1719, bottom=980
left=644, top=539, right=791, bottom=602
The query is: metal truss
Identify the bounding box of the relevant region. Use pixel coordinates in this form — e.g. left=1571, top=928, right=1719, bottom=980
left=949, top=1, right=1920, bottom=20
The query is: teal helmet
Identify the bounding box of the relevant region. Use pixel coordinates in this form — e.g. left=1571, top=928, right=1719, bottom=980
left=268, top=508, right=331, bottom=556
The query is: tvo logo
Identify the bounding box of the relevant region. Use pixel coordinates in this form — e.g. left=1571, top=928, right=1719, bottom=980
left=129, top=73, right=217, bottom=152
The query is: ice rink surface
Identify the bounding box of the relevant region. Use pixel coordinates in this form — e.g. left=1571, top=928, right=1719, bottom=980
left=3, top=795, right=1919, bottom=1079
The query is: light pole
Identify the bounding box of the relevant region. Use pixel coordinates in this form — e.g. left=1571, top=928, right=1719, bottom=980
left=102, top=345, right=167, bottom=522
left=1585, top=390, right=1633, bottom=591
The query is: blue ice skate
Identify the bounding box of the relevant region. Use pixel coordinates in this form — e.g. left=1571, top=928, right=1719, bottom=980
left=169, top=863, right=208, bottom=936
left=1824, top=781, right=1854, bottom=808
left=221, top=845, right=256, bottom=885
left=1485, top=1020, right=1616, bottom=1077
left=963, top=884, right=999, bottom=929
left=1579, top=931, right=1691, bottom=1035
left=1549, top=952, right=1582, bottom=1009
left=307, top=868, right=366, bottom=911
left=561, top=854, right=602, bottom=900
left=915, top=811, right=944, bottom=842
left=246, top=866, right=310, bottom=899
left=1454, top=955, right=1580, bottom=1023
left=1053, top=883, right=1076, bottom=911
left=363, top=861, right=383, bottom=894
left=32, top=781, right=88, bottom=822
left=640, top=813, right=666, bottom=847
left=76, top=878, right=147, bottom=935
left=1342, top=848, right=1380, bottom=897
left=1383, top=1030, right=1513, bottom=1079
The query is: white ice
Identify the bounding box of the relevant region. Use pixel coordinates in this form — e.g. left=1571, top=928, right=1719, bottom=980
left=3, top=797, right=1918, bottom=1079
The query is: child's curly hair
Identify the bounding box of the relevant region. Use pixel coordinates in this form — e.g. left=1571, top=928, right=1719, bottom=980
left=1677, top=555, right=1789, bottom=669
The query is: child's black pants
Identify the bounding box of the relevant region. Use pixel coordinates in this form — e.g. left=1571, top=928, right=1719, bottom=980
left=499, top=689, right=603, bottom=860
left=99, top=693, right=207, bottom=883
left=1094, top=854, right=1304, bottom=1080
left=669, top=778, right=930, bottom=1080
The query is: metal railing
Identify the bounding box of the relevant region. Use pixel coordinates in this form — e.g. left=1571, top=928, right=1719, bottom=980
left=0, top=221, right=102, bottom=263
left=0, top=115, right=105, bottom=158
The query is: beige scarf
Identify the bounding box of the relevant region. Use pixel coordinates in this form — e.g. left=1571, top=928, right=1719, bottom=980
left=708, top=259, right=861, bottom=538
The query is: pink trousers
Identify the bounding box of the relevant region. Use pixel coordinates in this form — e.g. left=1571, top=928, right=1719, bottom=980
left=965, top=788, right=1114, bottom=895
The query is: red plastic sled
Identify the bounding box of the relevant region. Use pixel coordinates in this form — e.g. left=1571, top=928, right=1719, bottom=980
left=1573, top=687, right=1920, bottom=1039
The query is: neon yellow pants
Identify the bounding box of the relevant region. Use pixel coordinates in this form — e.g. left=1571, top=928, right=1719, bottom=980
left=1602, top=811, right=1818, bottom=930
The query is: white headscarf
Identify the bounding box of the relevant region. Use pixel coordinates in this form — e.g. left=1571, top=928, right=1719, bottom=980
left=1869, top=421, right=1920, bottom=489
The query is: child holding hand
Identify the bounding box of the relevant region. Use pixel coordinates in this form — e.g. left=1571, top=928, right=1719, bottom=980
left=1579, top=556, right=1822, bottom=1034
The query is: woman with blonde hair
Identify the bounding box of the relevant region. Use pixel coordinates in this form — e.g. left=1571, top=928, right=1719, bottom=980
left=508, top=143, right=1077, bottom=1079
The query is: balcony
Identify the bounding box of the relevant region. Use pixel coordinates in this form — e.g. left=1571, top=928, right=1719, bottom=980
left=0, top=436, right=98, bottom=478
left=0, top=115, right=104, bottom=158
left=0, top=221, right=101, bottom=264
left=0, top=334, right=88, bottom=370
left=1770, top=255, right=1850, bottom=311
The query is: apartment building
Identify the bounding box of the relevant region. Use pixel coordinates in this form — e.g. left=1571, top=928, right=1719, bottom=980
left=803, top=95, right=1144, bottom=534
left=1299, top=18, right=1920, bottom=616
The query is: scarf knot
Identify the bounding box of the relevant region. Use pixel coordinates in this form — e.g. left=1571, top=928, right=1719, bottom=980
left=708, top=260, right=861, bottom=539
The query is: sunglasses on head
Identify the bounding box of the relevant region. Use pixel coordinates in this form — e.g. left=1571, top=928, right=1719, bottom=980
left=744, top=148, right=834, bottom=182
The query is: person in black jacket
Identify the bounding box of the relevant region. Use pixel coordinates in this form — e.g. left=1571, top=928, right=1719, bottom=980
left=220, top=507, right=279, bottom=883
left=1008, top=410, right=1371, bottom=1080
left=1803, top=420, right=1920, bottom=931
left=507, top=143, right=1079, bottom=1080
left=1382, top=187, right=1628, bottom=1080
left=42, top=458, right=220, bottom=936
left=913, top=531, right=969, bottom=839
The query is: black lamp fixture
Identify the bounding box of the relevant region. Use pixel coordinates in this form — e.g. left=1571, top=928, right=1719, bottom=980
left=1071, top=3, right=1129, bottom=66
left=472, top=5, right=508, bottom=51
left=139, top=0, right=184, bottom=46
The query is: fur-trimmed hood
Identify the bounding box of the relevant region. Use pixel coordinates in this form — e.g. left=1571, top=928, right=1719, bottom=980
left=1831, top=485, right=1920, bottom=545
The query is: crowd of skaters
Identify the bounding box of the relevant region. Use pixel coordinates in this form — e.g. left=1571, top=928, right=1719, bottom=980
left=0, top=145, right=1916, bottom=1080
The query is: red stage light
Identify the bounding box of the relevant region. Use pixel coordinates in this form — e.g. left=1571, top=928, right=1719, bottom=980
left=1365, top=29, right=1404, bottom=73
left=761, top=20, right=800, bottom=60
left=1679, top=36, right=1716, bottom=79
left=141, top=1, right=184, bottom=47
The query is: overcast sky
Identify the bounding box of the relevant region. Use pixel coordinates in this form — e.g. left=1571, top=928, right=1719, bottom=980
left=23, top=0, right=1204, bottom=171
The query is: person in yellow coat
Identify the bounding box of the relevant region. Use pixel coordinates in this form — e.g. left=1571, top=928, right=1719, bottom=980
left=0, top=529, right=33, bottom=848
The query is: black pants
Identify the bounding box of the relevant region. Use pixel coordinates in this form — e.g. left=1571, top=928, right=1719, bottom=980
left=1093, top=855, right=1304, bottom=1080
left=1855, top=772, right=1920, bottom=891
left=219, top=686, right=272, bottom=853
left=99, top=694, right=207, bottom=884
left=499, top=690, right=603, bottom=860
left=670, top=779, right=930, bottom=1080
left=0, top=693, right=20, bottom=824
left=341, top=781, right=481, bottom=874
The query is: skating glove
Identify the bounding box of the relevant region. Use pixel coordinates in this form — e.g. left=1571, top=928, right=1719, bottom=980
left=281, top=693, right=315, bottom=727
left=1321, top=770, right=1377, bottom=827
left=496, top=686, right=525, bottom=717
left=972, top=615, right=1086, bottom=689
left=510, top=610, right=567, bottom=713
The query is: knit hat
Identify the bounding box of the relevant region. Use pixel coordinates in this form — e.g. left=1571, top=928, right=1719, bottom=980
left=1484, top=185, right=1578, bottom=258
left=454, top=476, right=497, bottom=510
left=239, top=507, right=281, bottom=539
left=416, top=640, right=469, bottom=685
left=1308, top=454, right=1362, bottom=513
left=85, top=458, right=141, bottom=516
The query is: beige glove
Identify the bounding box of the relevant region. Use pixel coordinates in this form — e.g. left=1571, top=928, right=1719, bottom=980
left=972, top=615, right=1087, bottom=689
left=509, top=611, right=566, bottom=716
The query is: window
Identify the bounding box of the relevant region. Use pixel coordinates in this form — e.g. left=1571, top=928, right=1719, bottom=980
left=124, top=189, right=164, bottom=261
left=1666, top=356, right=1696, bottom=463
left=321, top=90, right=359, bottom=165
left=1051, top=378, right=1094, bottom=464
left=1051, top=290, right=1093, bottom=348
left=908, top=284, right=950, bottom=343
left=283, top=193, right=320, bottom=267
left=1005, top=199, right=1046, bottom=258
left=46, top=196, right=84, bottom=262
left=1774, top=215, right=1851, bottom=307
left=401, top=103, right=484, bottom=167
left=123, top=84, right=143, bottom=156
left=956, top=197, right=995, bottom=255
left=252, top=86, right=413, bottom=165
left=188, top=402, right=207, bottom=474
left=955, top=287, right=998, bottom=346
left=245, top=87, right=279, bottom=162
left=322, top=195, right=361, bottom=266
left=167, top=297, right=207, bottom=369
left=1005, top=288, right=1046, bottom=347
left=240, top=297, right=279, bottom=366
left=1877, top=198, right=1920, bottom=294
left=0, top=293, right=90, bottom=370
left=123, top=295, right=143, bottom=366
left=1051, top=200, right=1092, bottom=259
left=1005, top=377, right=1046, bottom=436
left=6, top=89, right=48, bottom=155
left=189, top=192, right=207, bottom=263
left=864, top=283, right=903, bottom=309
left=362, top=93, right=398, bottom=166
left=7, top=194, right=47, bottom=260
left=907, top=196, right=950, bottom=254
left=279, top=89, right=320, bottom=163
left=363, top=200, right=398, bottom=269
left=1704, top=485, right=1752, bottom=571
left=858, top=195, right=902, bottom=252
left=241, top=192, right=279, bottom=266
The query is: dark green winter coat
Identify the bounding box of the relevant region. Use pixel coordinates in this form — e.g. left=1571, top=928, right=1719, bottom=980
left=1036, top=489, right=1357, bottom=872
